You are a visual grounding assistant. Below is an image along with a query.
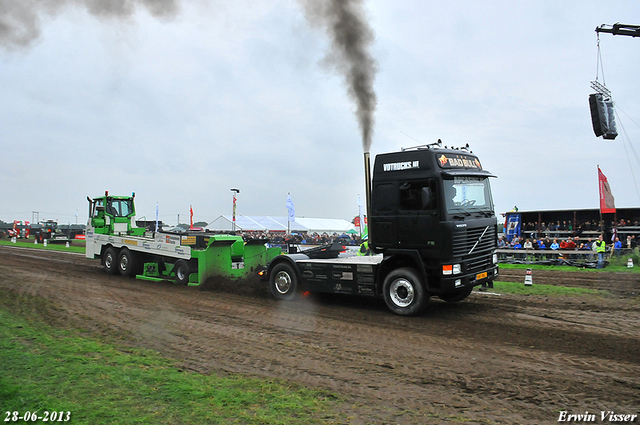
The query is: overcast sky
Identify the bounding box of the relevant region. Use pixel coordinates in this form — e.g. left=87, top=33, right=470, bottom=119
left=1, top=0, right=639, bottom=227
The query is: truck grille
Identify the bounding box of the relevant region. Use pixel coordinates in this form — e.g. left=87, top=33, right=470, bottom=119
left=466, top=252, right=494, bottom=274
left=452, top=225, right=497, bottom=258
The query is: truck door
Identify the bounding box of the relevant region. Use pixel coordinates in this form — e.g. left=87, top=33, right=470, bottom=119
left=370, top=182, right=397, bottom=249
left=397, top=179, right=440, bottom=250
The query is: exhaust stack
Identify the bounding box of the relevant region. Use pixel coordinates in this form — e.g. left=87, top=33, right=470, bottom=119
left=363, top=151, right=372, bottom=242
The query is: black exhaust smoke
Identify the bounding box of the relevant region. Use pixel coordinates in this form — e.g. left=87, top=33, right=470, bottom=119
left=300, top=0, right=378, bottom=244
left=0, top=0, right=179, bottom=50
left=4, top=0, right=378, bottom=154
left=299, top=0, right=377, bottom=152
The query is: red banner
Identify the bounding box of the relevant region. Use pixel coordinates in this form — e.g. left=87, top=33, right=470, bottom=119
left=598, top=166, right=616, bottom=214
left=354, top=216, right=367, bottom=228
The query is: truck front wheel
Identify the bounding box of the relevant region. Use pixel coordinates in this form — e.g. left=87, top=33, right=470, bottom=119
left=270, top=263, right=298, bottom=301
left=383, top=268, right=427, bottom=316
left=102, top=247, right=119, bottom=275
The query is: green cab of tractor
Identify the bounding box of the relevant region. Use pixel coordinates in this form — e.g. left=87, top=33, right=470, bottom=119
left=87, top=191, right=144, bottom=236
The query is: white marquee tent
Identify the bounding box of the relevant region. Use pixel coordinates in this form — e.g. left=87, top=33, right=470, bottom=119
left=206, top=215, right=356, bottom=234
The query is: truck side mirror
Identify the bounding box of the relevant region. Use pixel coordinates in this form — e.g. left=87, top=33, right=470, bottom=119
left=93, top=205, right=105, bottom=219
left=421, top=187, right=432, bottom=209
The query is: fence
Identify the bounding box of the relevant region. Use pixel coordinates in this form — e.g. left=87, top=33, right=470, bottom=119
left=496, top=248, right=635, bottom=263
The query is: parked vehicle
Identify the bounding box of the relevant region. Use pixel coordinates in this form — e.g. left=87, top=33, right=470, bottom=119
left=32, top=220, right=71, bottom=244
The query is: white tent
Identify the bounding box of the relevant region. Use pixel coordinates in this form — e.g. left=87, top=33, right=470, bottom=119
left=206, top=215, right=355, bottom=234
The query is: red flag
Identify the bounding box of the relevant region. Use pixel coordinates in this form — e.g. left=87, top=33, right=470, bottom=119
left=598, top=166, right=616, bottom=214
left=190, top=205, right=194, bottom=229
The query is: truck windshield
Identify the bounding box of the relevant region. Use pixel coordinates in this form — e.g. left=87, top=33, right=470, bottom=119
left=444, top=177, right=493, bottom=213
left=107, top=199, right=134, bottom=217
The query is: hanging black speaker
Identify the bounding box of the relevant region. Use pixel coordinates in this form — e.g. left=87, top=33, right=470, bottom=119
left=589, top=93, right=608, bottom=137
left=603, top=99, right=618, bottom=140
left=589, top=93, right=618, bottom=139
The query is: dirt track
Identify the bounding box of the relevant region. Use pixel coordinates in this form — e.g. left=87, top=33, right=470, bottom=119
left=1, top=246, right=639, bottom=424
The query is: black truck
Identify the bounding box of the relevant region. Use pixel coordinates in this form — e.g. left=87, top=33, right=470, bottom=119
left=263, top=144, right=498, bottom=316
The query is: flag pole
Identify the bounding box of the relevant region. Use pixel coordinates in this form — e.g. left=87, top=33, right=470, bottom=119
left=598, top=165, right=603, bottom=229
left=286, top=193, right=295, bottom=237
left=287, top=193, right=291, bottom=237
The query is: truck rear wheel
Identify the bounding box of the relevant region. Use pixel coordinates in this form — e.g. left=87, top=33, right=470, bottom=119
left=118, top=248, right=139, bottom=278
left=382, top=268, right=427, bottom=316
left=270, top=263, right=298, bottom=301
left=102, top=247, right=119, bottom=275
left=439, top=286, right=473, bottom=303
left=174, top=260, right=190, bottom=285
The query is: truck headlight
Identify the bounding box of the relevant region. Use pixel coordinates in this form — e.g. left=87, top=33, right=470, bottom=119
left=493, top=253, right=498, bottom=264
left=443, top=264, right=462, bottom=275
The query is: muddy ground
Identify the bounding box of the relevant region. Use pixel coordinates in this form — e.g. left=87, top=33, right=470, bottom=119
left=1, top=246, right=639, bottom=424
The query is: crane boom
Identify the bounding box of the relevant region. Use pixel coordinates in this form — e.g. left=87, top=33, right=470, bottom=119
left=596, top=23, right=640, bottom=38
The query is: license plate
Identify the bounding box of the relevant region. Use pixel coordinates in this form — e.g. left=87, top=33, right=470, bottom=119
left=476, top=272, right=488, bottom=280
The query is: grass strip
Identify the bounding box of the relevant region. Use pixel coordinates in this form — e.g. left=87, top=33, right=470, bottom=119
left=489, top=280, right=606, bottom=296
left=0, top=306, right=341, bottom=425
left=0, top=239, right=85, bottom=254
left=498, top=262, right=640, bottom=273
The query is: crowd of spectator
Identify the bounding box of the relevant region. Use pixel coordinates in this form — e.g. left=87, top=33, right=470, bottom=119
left=521, top=218, right=640, bottom=239
left=497, top=233, right=637, bottom=261
left=237, top=231, right=362, bottom=247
